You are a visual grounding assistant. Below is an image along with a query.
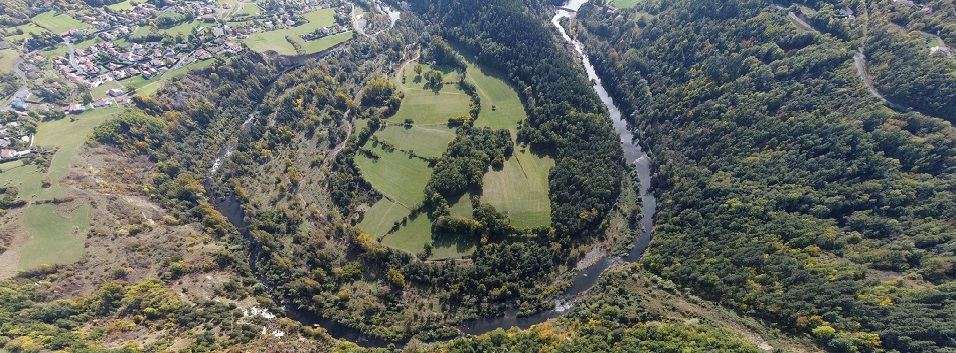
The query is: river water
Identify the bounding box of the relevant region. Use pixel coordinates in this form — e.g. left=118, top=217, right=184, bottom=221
left=205, top=0, right=655, bottom=346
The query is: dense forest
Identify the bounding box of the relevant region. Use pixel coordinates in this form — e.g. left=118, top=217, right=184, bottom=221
left=577, top=0, right=956, bottom=351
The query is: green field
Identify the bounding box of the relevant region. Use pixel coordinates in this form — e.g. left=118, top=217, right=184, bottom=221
left=458, top=50, right=554, bottom=228
left=390, top=65, right=472, bottom=125
left=359, top=198, right=409, bottom=237
left=374, top=125, right=455, bottom=159
left=160, top=20, right=204, bottom=37
left=18, top=204, right=91, bottom=270
left=481, top=150, right=554, bottom=228
left=355, top=145, right=431, bottom=207
left=38, top=44, right=70, bottom=59
left=32, top=11, right=93, bottom=34
left=0, top=108, right=122, bottom=201
left=244, top=8, right=350, bottom=55
left=464, top=56, right=526, bottom=131
left=382, top=211, right=476, bottom=258
left=0, top=49, right=18, bottom=75
left=91, top=80, right=122, bottom=99
left=107, top=0, right=136, bottom=11
left=299, top=32, right=352, bottom=53
left=6, top=23, right=50, bottom=42
left=239, top=3, right=261, bottom=16
left=613, top=0, right=642, bottom=9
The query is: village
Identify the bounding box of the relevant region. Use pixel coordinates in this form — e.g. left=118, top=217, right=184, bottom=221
left=1, top=0, right=353, bottom=113
left=0, top=0, right=356, bottom=162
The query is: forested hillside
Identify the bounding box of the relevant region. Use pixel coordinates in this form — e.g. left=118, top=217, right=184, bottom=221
left=577, top=0, right=956, bottom=351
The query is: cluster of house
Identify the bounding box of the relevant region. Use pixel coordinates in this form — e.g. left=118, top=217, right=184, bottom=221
left=48, top=38, right=235, bottom=92
left=892, top=0, right=936, bottom=15
left=930, top=44, right=954, bottom=58
left=301, top=23, right=350, bottom=41
left=0, top=121, right=31, bottom=153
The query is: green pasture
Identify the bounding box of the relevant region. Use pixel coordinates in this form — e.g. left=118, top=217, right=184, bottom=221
left=91, top=80, right=122, bottom=99
left=389, top=69, right=471, bottom=125
left=354, top=145, right=431, bottom=207
left=0, top=49, right=18, bottom=75
left=382, top=212, right=476, bottom=259
left=240, top=3, right=261, bottom=16
left=359, top=198, right=409, bottom=237
left=374, top=124, right=455, bottom=159
left=462, top=53, right=526, bottom=131
left=613, top=0, right=642, bottom=9
left=6, top=23, right=49, bottom=42
left=32, top=11, right=93, bottom=34
left=107, top=0, right=136, bottom=11
left=18, top=204, right=91, bottom=270
left=300, top=31, right=352, bottom=53
left=0, top=108, right=122, bottom=201
left=481, top=149, right=554, bottom=229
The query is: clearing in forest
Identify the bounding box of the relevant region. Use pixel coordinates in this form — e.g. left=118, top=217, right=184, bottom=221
left=358, top=48, right=551, bottom=257
left=355, top=144, right=431, bottom=208
left=462, top=51, right=554, bottom=229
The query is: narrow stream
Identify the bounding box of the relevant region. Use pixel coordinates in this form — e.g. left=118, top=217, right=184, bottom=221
left=205, top=0, right=656, bottom=346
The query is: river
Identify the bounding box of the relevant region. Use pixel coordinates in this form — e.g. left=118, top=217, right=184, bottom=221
left=205, top=0, right=656, bottom=346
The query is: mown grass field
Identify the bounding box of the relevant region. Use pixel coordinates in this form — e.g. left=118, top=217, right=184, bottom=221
left=107, top=0, right=136, bottom=11
left=458, top=50, right=554, bottom=228
left=299, top=32, right=352, bottom=53
left=0, top=108, right=122, bottom=201
left=32, top=11, right=93, bottom=34
left=464, top=54, right=526, bottom=131
left=91, top=80, right=122, bottom=99
left=374, top=124, right=455, bottom=159
left=0, top=49, right=18, bottom=75
left=359, top=198, right=408, bottom=237
left=7, top=23, right=49, bottom=42
left=244, top=8, right=349, bottom=55
left=613, top=0, right=642, bottom=9
left=390, top=64, right=471, bottom=125
left=240, top=3, right=261, bottom=16
left=354, top=144, right=430, bottom=207
left=481, top=150, right=554, bottom=228
left=18, top=204, right=91, bottom=270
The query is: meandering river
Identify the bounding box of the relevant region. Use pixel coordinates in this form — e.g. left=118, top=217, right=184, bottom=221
left=205, top=0, right=656, bottom=346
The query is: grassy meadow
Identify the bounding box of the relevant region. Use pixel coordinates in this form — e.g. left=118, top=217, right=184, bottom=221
left=6, top=23, right=49, bottom=42
left=613, top=0, right=642, bottom=9
left=459, top=51, right=554, bottom=228
left=107, top=0, right=136, bottom=11
left=0, top=108, right=122, bottom=201
left=374, top=124, right=455, bottom=159
left=480, top=151, right=554, bottom=228
left=354, top=144, right=431, bottom=207
left=359, top=198, right=408, bottom=237
left=0, top=49, right=18, bottom=75
left=358, top=51, right=551, bottom=256
left=32, top=11, right=93, bottom=34
left=18, top=204, right=91, bottom=270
